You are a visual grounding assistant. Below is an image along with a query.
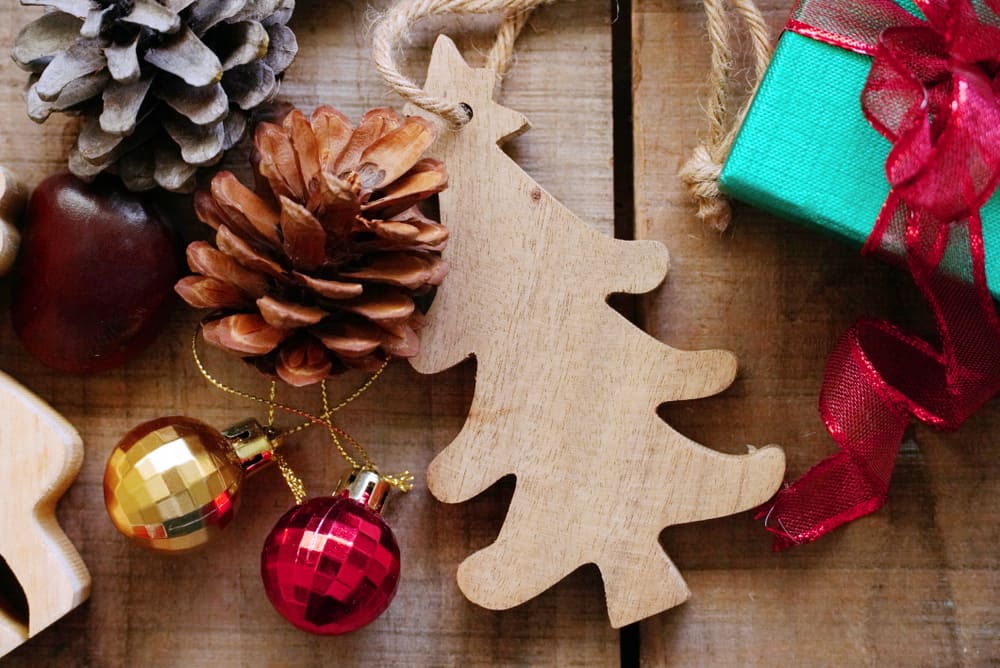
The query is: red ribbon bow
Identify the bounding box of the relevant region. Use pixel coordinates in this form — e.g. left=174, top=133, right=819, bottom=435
left=760, top=0, right=1000, bottom=549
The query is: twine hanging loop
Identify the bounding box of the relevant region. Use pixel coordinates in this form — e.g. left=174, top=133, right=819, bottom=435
left=680, top=0, right=772, bottom=231
left=371, top=0, right=555, bottom=127
left=373, top=0, right=772, bottom=229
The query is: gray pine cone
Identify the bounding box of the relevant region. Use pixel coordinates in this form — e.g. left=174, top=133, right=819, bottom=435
left=12, top=0, right=299, bottom=192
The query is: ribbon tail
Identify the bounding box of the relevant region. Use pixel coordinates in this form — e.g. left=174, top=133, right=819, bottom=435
left=760, top=204, right=1000, bottom=550
left=757, top=318, right=913, bottom=550
left=757, top=451, right=894, bottom=551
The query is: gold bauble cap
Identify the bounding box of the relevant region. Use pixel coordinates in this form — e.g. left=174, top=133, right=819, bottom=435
left=336, top=468, right=392, bottom=514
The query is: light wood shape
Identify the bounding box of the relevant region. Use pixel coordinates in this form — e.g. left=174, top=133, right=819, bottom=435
left=0, top=166, right=26, bottom=276
left=0, top=370, right=90, bottom=659
left=409, top=36, right=786, bottom=628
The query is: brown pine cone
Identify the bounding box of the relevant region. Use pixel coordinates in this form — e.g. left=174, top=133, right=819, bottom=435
left=176, top=105, right=449, bottom=386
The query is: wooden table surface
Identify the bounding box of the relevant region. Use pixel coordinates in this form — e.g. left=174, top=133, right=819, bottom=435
left=1, top=0, right=996, bottom=666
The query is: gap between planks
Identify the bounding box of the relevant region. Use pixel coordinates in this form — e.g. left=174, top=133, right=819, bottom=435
left=611, top=0, right=642, bottom=665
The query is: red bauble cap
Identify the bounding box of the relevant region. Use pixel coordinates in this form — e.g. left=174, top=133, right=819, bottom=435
left=260, top=472, right=401, bottom=635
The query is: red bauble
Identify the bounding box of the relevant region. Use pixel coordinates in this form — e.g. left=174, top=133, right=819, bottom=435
left=12, top=173, right=180, bottom=373
left=260, top=493, right=401, bottom=634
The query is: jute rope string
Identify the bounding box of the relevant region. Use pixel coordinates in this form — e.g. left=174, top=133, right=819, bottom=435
left=680, top=0, right=772, bottom=231
left=371, top=0, right=555, bottom=128
left=373, top=0, right=770, bottom=229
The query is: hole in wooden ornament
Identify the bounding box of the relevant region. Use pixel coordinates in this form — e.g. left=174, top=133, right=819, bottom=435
left=459, top=102, right=474, bottom=121
left=0, top=555, right=28, bottom=628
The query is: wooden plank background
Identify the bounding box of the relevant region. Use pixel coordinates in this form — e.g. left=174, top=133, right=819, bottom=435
left=632, top=1, right=999, bottom=666
left=1, top=0, right=997, bottom=665
left=0, top=1, right=620, bottom=665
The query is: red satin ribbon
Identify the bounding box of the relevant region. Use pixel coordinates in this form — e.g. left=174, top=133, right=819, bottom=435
left=758, top=0, right=1000, bottom=550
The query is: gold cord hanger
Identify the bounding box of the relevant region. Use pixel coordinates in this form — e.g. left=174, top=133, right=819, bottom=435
left=191, top=329, right=414, bottom=503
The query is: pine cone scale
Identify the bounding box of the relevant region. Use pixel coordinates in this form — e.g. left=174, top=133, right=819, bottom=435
left=342, top=289, right=415, bottom=325
left=164, top=0, right=198, bottom=13
left=357, top=117, right=436, bottom=190
left=211, top=21, right=269, bottom=70
left=294, top=273, right=363, bottom=300
left=361, top=160, right=448, bottom=216
left=104, top=37, right=141, bottom=82
left=203, top=314, right=288, bottom=355
left=28, top=70, right=110, bottom=121
left=36, top=39, right=106, bottom=101
left=232, top=0, right=292, bottom=23
left=256, top=122, right=307, bottom=201
left=340, top=253, right=441, bottom=290
left=164, top=114, right=225, bottom=165
left=262, top=24, right=295, bottom=71
left=100, top=77, right=152, bottom=134
left=12, top=12, right=82, bottom=71
left=332, top=109, right=404, bottom=176
left=381, top=325, right=420, bottom=357
left=216, top=225, right=284, bottom=278
left=23, top=0, right=89, bottom=18
left=212, top=172, right=281, bottom=246
left=78, top=113, right=127, bottom=160
left=187, top=0, right=243, bottom=35
left=287, top=112, right=321, bottom=191
left=310, top=106, right=354, bottom=173
left=278, top=196, right=327, bottom=271
left=308, top=172, right=361, bottom=231
left=224, top=61, right=276, bottom=110
left=276, top=338, right=332, bottom=387
left=186, top=241, right=270, bottom=298
left=312, top=324, right=381, bottom=358
left=121, top=1, right=182, bottom=33
left=157, top=79, right=228, bottom=126
left=176, top=275, right=250, bottom=309
left=258, top=296, right=325, bottom=329
left=152, top=141, right=196, bottom=191
left=144, top=27, right=222, bottom=86
left=193, top=189, right=229, bottom=229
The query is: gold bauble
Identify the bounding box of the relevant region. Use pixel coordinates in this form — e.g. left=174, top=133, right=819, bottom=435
left=104, top=416, right=272, bottom=553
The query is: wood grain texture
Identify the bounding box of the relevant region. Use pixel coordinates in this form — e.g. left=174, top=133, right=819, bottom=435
left=0, top=0, right=620, bottom=665
left=411, top=35, right=784, bottom=628
left=0, top=370, right=90, bottom=659
left=633, top=0, right=999, bottom=665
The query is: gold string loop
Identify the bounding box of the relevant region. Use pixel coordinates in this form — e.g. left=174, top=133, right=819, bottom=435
left=273, top=453, right=308, bottom=505
left=191, top=329, right=412, bottom=500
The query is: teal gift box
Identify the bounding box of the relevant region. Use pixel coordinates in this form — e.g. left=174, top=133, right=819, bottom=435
left=719, top=0, right=1000, bottom=298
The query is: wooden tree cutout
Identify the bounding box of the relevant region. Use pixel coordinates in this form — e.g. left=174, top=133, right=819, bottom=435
left=0, top=371, right=91, bottom=657
left=0, top=166, right=26, bottom=277
left=409, top=36, right=786, bottom=627
left=0, top=169, right=90, bottom=658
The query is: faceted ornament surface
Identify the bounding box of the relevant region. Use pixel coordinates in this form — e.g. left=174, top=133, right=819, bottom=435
left=260, top=495, right=401, bottom=634
left=104, top=417, right=243, bottom=552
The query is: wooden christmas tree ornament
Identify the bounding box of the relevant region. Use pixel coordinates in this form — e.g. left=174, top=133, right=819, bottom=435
left=0, top=171, right=90, bottom=652
left=0, top=166, right=27, bottom=276
left=407, top=36, right=786, bottom=627
left=0, top=372, right=90, bottom=658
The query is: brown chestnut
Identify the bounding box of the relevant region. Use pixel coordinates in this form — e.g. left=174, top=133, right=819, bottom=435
left=12, top=174, right=181, bottom=373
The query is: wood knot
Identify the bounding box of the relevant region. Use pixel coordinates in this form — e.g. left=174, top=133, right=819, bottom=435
left=529, top=187, right=542, bottom=203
